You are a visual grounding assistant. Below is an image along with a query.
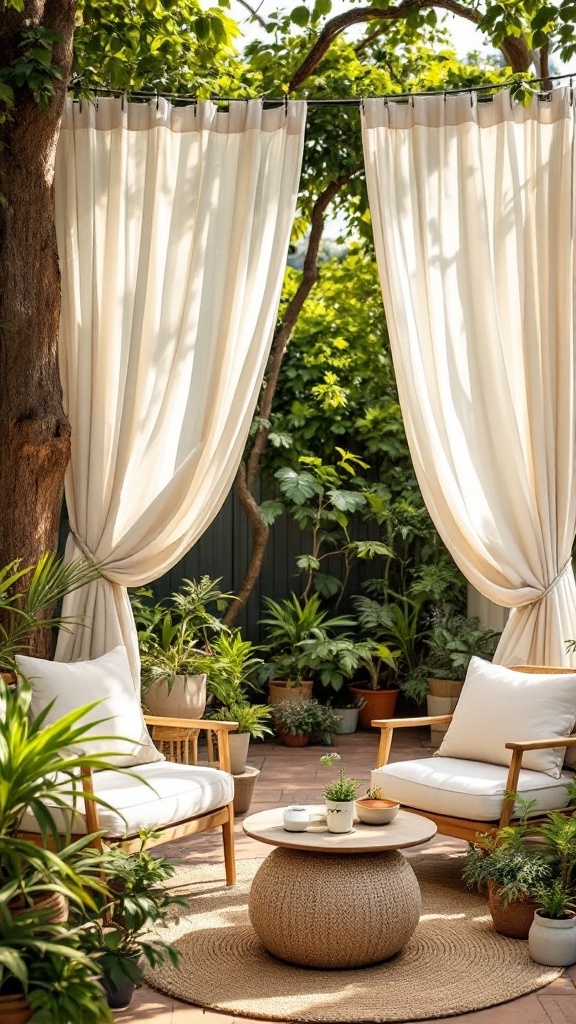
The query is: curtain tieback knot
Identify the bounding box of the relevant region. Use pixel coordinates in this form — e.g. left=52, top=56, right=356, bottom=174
left=70, top=531, right=98, bottom=567
left=533, top=557, right=573, bottom=604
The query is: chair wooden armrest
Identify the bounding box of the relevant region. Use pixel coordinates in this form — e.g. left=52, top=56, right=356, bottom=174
left=374, top=715, right=454, bottom=768
left=505, top=735, right=576, bottom=751
left=143, top=715, right=237, bottom=773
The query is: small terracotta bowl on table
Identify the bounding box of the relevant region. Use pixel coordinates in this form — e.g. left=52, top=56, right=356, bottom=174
left=355, top=797, right=400, bottom=825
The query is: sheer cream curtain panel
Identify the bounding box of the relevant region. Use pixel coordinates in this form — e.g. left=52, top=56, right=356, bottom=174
left=54, top=97, right=306, bottom=683
left=362, top=88, right=576, bottom=666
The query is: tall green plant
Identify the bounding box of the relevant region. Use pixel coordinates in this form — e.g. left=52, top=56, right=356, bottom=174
left=0, top=553, right=100, bottom=670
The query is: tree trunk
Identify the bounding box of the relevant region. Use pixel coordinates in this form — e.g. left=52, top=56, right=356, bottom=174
left=223, top=169, right=361, bottom=626
left=0, top=1, right=76, bottom=654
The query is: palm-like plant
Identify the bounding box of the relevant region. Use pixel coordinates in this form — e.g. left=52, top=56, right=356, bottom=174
left=259, top=593, right=354, bottom=685
left=0, top=552, right=99, bottom=669
left=207, top=701, right=273, bottom=739
left=353, top=591, right=427, bottom=696
left=0, top=908, right=113, bottom=1024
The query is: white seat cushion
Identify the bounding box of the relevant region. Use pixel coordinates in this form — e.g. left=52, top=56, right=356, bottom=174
left=371, top=757, right=573, bottom=822
left=20, top=761, right=234, bottom=838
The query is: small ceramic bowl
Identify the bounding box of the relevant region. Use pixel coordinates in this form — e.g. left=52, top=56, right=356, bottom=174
left=355, top=797, right=400, bottom=825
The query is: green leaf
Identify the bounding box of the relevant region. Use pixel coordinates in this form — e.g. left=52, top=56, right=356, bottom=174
left=296, top=554, right=320, bottom=571
left=268, top=431, right=293, bottom=449
left=313, top=0, right=332, bottom=15
left=194, top=15, right=211, bottom=41
left=327, top=489, right=366, bottom=512
left=259, top=500, right=284, bottom=526
left=274, top=467, right=323, bottom=505
left=313, top=572, right=340, bottom=598
left=290, top=5, right=310, bottom=26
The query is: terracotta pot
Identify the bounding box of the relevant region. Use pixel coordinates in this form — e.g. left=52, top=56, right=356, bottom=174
left=0, top=993, right=33, bottom=1024
left=426, top=677, right=464, bottom=748
left=10, top=891, right=69, bottom=924
left=144, top=673, right=206, bottom=719
left=268, top=680, right=313, bottom=706
left=347, top=686, right=400, bottom=729
left=278, top=731, right=309, bottom=747
left=487, top=882, right=539, bottom=939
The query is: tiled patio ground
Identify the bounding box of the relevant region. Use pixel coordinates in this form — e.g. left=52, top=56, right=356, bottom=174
left=117, top=727, right=576, bottom=1024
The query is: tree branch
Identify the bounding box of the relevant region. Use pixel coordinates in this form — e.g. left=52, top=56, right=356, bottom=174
left=288, top=0, right=531, bottom=92
left=223, top=165, right=363, bottom=625
left=236, top=0, right=267, bottom=31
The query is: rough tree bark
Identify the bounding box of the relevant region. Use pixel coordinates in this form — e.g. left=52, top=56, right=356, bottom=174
left=0, top=1, right=75, bottom=588
left=223, top=167, right=361, bottom=626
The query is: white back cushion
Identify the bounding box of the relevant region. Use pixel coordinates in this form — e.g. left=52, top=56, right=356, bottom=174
left=16, top=646, right=163, bottom=768
left=435, top=657, right=576, bottom=778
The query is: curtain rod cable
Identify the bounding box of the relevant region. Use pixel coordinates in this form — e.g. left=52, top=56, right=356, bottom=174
left=71, top=70, right=574, bottom=107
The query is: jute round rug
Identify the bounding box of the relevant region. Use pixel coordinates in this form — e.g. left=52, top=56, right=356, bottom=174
left=143, top=851, right=562, bottom=1022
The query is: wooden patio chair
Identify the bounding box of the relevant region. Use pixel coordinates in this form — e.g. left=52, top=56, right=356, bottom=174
left=371, top=663, right=576, bottom=843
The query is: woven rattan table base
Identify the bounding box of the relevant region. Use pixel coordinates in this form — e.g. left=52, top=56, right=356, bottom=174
left=144, top=854, right=562, bottom=1022
left=249, top=847, right=420, bottom=967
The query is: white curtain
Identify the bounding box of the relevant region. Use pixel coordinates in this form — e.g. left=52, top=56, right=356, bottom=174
left=362, top=88, right=576, bottom=666
left=54, top=97, right=306, bottom=683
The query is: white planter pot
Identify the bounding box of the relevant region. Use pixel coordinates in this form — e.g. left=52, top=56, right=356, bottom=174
left=144, top=673, right=207, bottom=719
left=228, top=732, right=251, bottom=776
left=325, top=799, right=355, bottom=833
left=528, top=910, right=576, bottom=966
left=332, top=707, right=360, bottom=734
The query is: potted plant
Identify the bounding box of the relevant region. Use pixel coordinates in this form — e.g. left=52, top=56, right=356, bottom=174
left=529, top=880, right=576, bottom=966
left=258, top=593, right=354, bottom=704
left=0, top=907, right=114, bottom=1024
left=349, top=592, right=425, bottom=727
left=132, top=576, right=232, bottom=719
left=296, top=632, right=379, bottom=705
left=320, top=753, right=360, bottom=833
left=355, top=785, right=400, bottom=825
left=203, top=631, right=272, bottom=811
left=272, top=698, right=340, bottom=746
left=325, top=693, right=366, bottom=735
left=423, top=611, right=501, bottom=746
left=464, top=833, right=552, bottom=938
left=81, top=832, right=187, bottom=1009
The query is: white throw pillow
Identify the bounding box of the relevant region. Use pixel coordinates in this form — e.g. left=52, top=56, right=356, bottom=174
left=435, top=657, right=576, bottom=778
left=16, top=646, right=163, bottom=768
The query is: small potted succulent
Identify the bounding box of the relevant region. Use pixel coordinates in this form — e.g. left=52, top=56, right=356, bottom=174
left=320, top=752, right=360, bottom=833
left=272, top=698, right=340, bottom=746
left=355, top=785, right=400, bottom=825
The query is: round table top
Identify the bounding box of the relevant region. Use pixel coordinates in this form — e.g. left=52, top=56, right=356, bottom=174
left=242, top=805, right=437, bottom=854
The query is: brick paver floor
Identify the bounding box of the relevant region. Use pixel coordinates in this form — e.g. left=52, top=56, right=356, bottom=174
left=117, top=726, right=576, bottom=1024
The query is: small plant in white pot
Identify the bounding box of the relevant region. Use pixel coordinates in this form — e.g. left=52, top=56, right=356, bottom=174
left=355, top=785, right=400, bottom=826
left=320, top=753, right=360, bottom=834
left=529, top=881, right=576, bottom=966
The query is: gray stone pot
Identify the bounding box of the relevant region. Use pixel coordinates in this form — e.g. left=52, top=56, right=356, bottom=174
left=228, top=732, right=251, bottom=775
left=332, top=707, right=360, bottom=734
left=233, top=765, right=261, bottom=815
left=144, top=673, right=207, bottom=719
